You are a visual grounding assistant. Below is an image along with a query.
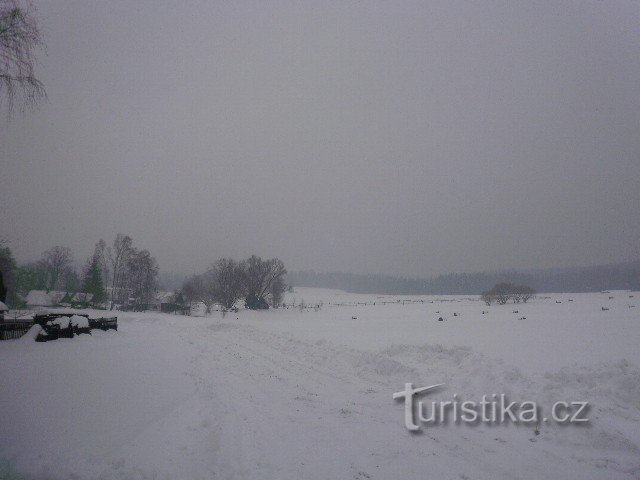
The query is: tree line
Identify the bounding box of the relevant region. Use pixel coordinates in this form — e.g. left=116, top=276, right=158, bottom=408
left=181, top=255, right=287, bottom=311
left=0, top=234, right=158, bottom=309
left=481, top=283, right=536, bottom=305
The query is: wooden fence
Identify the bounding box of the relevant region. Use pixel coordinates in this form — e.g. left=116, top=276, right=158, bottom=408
left=32, top=312, right=89, bottom=327
left=88, top=317, right=118, bottom=331
left=0, top=322, right=33, bottom=340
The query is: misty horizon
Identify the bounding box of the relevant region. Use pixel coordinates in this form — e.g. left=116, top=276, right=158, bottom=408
left=2, top=1, right=639, bottom=279
left=8, top=238, right=640, bottom=284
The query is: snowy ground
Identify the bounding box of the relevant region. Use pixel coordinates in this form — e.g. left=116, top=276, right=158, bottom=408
left=1, top=288, right=639, bottom=479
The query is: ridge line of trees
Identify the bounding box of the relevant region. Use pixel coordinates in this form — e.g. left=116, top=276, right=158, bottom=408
left=288, top=261, right=640, bottom=295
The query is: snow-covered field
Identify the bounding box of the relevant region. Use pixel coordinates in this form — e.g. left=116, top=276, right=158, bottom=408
left=1, top=288, right=639, bottom=479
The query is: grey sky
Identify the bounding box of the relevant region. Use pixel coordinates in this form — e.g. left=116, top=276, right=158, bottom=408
left=1, top=0, right=639, bottom=278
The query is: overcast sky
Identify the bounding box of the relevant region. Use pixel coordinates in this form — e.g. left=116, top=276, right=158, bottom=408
left=1, top=0, right=639, bottom=278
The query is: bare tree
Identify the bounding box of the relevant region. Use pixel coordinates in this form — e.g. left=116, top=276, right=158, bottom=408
left=62, top=267, right=79, bottom=293
left=243, top=255, right=286, bottom=309
left=187, top=256, right=287, bottom=312
left=208, top=258, right=246, bottom=310
left=92, top=239, right=110, bottom=290
left=481, top=291, right=493, bottom=306
left=126, top=249, right=158, bottom=306
left=483, top=282, right=535, bottom=305
left=0, top=0, right=46, bottom=113
left=243, top=255, right=267, bottom=304
left=520, top=286, right=536, bottom=303
left=495, top=293, right=511, bottom=306
left=41, top=246, right=72, bottom=291
left=263, top=258, right=286, bottom=302
left=267, top=276, right=285, bottom=308
left=512, top=290, right=522, bottom=304
left=107, top=234, right=133, bottom=310
left=486, top=282, right=513, bottom=305
left=182, top=274, right=206, bottom=309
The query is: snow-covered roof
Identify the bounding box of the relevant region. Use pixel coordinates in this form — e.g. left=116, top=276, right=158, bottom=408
left=26, top=290, right=52, bottom=306
left=25, top=290, right=68, bottom=306
left=153, top=291, right=181, bottom=304
left=50, top=291, right=67, bottom=304
left=0, top=301, right=8, bottom=311
left=72, top=292, right=94, bottom=302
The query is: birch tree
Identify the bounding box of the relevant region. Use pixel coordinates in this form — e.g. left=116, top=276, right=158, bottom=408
left=107, top=234, right=133, bottom=309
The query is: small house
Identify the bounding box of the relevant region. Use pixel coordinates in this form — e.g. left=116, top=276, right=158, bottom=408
left=147, top=291, right=189, bottom=314
left=25, top=290, right=67, bottom=309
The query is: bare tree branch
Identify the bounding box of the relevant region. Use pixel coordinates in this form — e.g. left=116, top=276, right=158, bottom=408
left=0, top=0, right=46, bottom=113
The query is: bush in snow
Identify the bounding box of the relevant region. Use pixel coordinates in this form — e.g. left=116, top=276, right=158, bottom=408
left=481, top=283, right=536, bottom=305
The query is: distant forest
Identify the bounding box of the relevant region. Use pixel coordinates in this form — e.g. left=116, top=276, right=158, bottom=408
left=287, top=260, right=640, bottom=295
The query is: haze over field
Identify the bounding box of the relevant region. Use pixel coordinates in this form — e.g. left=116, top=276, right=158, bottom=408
left=1, top=1, right=639, bottom=278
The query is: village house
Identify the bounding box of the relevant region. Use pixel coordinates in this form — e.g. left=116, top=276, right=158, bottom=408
left=25, top=290, right=67, bottom=309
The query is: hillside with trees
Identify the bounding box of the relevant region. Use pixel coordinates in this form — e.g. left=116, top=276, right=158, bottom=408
left=288, top=261, right=640, bottom=295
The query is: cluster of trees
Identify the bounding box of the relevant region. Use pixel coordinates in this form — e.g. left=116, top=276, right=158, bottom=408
left=104, top=234, right=158, bottom=310
left=0, top=234, right=158, bottom=310
left=182, top=255, right=287, bottom=311
left=1, top=244, right=79, bottom=306
left=481, top=283, right=536, bottom=305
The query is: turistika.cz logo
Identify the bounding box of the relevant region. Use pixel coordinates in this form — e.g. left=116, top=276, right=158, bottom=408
left=393, top=383, right=589, bottom=431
